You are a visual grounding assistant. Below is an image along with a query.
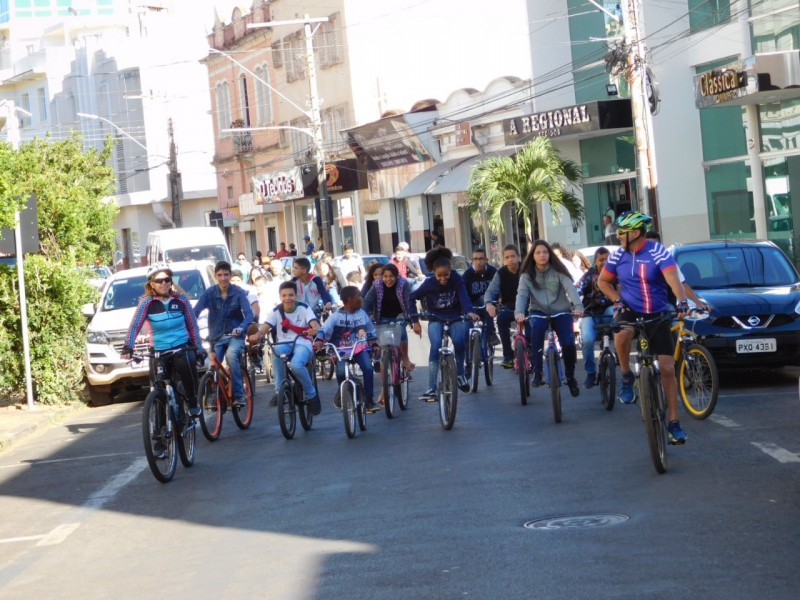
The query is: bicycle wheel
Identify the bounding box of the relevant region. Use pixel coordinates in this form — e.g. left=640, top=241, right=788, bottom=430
left=278, top=381, right=297, bottom=439
left=342, top=382, right=357, bottom=438
left=382, top=351, right=396, bottom=419
left=296, top=381, right=313, bottom=431
left=679, top=343, right=719, bottom=420
left=438, top=353, right=458, bottom=430
left=639, top=366, right=667, bottom=474
left=197, top=371, right=222, bottom=442
left=469, top=330, right=481, bottom=393
left=232, top=367, right=254, bottom=429
left=176, top=393, right=196, bottom=468
left=357, top=383, right=367, bottom=431
left=548, top=348, right=562, bottom=424
left=515, top=337, right=528, bottom=406
left=398, top=362, right=410, bottom=411
left=598, top=350, right=616, bottom=412
left=142, top=390, right=178, bottom=483
left=321, top=357, right=335, bottom=380
left=484, top=341, right=494, bottom=386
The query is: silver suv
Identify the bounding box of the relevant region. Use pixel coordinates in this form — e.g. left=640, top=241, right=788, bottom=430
left=83, top=261, right=215, bottom=405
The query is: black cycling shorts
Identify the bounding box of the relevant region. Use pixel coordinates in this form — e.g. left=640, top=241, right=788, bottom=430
left=615, top=309, right=675, bottom=357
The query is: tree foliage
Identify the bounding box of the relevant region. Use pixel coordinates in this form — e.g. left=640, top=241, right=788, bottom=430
left=466, top=137, right=584, bottom=239
left=0, top=135, right=117, bottom=405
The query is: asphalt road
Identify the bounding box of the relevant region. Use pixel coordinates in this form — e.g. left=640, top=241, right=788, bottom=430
left=1, top=343, right=799, bottom=599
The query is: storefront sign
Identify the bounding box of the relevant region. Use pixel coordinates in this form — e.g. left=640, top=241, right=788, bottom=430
left=252, top=167, right=304, bottom=204
left=694, top=57, right=757, bottom=108
left=344, top=115, right=435, bottom=169
left=503, top=100, right=632, bottom=144
left=303, top=159, right=367, bottom=197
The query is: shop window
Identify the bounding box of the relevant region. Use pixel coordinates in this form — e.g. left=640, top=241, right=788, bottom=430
left=579, top=134, right=635, bottom=178
left=688, top=0, right=731, bottom=33
left=750, top=1, right=799, bottom=53
left=705, top=162, right=754, bottom=238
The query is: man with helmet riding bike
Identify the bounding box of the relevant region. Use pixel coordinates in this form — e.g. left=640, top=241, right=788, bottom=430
left=597, top=211, right=690, bottom=445
left=122, top=263, right=206, bottom=421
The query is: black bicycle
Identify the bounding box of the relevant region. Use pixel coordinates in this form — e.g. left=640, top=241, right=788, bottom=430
left=136, top=347, right=197, bottom=483
left=465, top=306, right=495, bottom=393
left=595, top=322, right=617, bottom=411
left=266, top=337, right=316, bottom=440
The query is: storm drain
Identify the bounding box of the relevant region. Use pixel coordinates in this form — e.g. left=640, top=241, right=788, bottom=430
left=523, top=513, right=629, bottom=530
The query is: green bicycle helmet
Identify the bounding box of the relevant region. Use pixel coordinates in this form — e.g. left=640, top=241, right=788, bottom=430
left=616, top=210, right=652, bottom=233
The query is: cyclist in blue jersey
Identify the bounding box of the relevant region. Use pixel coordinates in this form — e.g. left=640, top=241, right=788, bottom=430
left=122, top=263, right=205, bottom=417
left=194, top=260, right=254, bottom=409
left=597, top=211, right=690, bottom=445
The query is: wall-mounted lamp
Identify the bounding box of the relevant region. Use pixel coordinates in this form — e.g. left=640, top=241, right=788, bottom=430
left=606, top=84, right=619, bottom=96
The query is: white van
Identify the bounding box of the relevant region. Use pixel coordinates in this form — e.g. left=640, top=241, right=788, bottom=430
left=146, top=227, right=231, bottom=265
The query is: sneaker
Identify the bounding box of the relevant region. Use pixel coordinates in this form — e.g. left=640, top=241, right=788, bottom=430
left=189, top=406, right=202, bottom=418
left=489, top=332, right=501, bottom=347
left=419, top=388, right=437, bottom=402
left=567, top=377, right=580, bottom=397
left=308, top=395, right=322, bottom=416
left=501, top=359, right=514, bottom=369
left=583, top=373, right=596, bottom=389
left=667, top=420, right=687, bottom=445
left=153, top=440, right=167, bottom=459
left=365, top=399, right=380, bottom=414
left=618, top=372, right=635, bottom=404
left=232, top=396, right=245, bottom=408
left=333, top=390, right=342, bottom=409
left=269, top=394, right=278, bottom=407
left=373, top=360, right=381, bottom=374
left=457, top=375, right=470, bottom=392
left=532, top=372, right=543, bottom=387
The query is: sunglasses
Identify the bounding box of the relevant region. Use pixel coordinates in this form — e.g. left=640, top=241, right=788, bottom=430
left=152, top=277, right=172, bottom=284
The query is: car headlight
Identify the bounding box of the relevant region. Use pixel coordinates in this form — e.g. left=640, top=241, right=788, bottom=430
left=87, top=330, right=109, bottom=344
left=795, top=299, right=800, bottom=315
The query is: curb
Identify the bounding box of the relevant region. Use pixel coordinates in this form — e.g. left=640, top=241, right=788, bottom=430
left=0, top=403, right=87, bottom=453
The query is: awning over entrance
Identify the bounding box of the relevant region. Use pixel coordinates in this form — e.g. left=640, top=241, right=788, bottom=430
left=432, top=149, right=516, bottom=195
left=394, top=157, right=466, bottom=198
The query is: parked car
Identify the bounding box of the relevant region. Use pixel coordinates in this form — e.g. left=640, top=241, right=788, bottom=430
left=410, top=252, right=470, bottom=277
left=670, top=240, right=800, bottom=369
left=332, top=253, right=389, bottom=286
left=82, top=260, right=214, bottom=405
left=578, top=245, right=621, bottom=263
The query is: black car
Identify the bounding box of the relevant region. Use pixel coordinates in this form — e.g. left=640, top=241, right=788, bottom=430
left=672, top=240, right=800, bottom=369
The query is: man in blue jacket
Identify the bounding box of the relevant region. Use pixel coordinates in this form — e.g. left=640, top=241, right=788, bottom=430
left=461, top=247, right=500, bottom=347
left=194, top=260, right=254, bottom=407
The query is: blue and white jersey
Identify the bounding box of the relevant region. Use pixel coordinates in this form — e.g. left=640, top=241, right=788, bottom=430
left=602, top=240, right=677, bottom=314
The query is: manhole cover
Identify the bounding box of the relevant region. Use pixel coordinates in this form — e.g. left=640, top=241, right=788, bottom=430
left=523, top=513, right=629, bottom=530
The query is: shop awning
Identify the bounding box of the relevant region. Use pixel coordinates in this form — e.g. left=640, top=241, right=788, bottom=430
left=431, top=149, right=517, bottom=195
left=394, top=157, right=467, bottom=198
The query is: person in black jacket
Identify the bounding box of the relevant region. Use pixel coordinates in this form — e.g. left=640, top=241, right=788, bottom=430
left=484, top=244, right=522, bottom=369
left=461, top=247, right=500, bottom=347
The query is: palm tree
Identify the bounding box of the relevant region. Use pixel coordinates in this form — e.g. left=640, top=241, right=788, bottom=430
left=466, top=137, right=584, bottom=242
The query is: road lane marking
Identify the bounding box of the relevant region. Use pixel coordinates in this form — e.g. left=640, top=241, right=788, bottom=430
left=0, top=534, right=48, bottom=544
left=751, top=442, right=800, bottom=464
left=36, top=523, right=81, bottom=547
left=83, top=457, right=147, bottom=510
left=0, top=451, right=139, bottom=469
left=709, top=414, right=741, bottom=428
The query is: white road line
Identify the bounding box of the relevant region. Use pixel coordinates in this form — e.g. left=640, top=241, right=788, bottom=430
left=0, top=534, right=46, bottom=544
left=36, top=523, right=81, bottom=547
left=709, top=414, right=741, bottom=428
left=83, top=457, right=147, bottom=511
left=0, top=451, right=139, bottom=469
left=751, top=442, right=800, bottom=464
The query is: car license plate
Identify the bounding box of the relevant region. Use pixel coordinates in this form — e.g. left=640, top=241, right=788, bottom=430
left=736, top=338, right=777, bottom=353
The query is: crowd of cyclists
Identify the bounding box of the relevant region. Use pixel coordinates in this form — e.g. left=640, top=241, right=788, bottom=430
left=122, top=209, right=696, bottom=452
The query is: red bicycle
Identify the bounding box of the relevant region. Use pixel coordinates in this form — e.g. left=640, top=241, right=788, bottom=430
left=197, top=336, right=255, bottom=441
left=513, top=321, right=532, bottom=405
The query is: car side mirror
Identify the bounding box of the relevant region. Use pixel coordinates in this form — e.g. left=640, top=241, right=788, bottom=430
left=82, top=302, right=96, bottom=318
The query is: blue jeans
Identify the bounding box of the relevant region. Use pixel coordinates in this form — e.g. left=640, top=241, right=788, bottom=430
left=528, top=312, right=578, bottom=379
left=497, top=308, right=515, bottom=361
left=272, top=341, right=316, bottom=400
left=336, top=349, right=374, bottom=401
left=580, top=308, right=615, bottom=374
left=213, top=335, right=246, bottom=399
left=427, top=319, right=467, bottom=389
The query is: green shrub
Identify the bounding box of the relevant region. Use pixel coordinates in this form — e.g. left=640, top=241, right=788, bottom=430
left=0, top=256, right=95, bottom=405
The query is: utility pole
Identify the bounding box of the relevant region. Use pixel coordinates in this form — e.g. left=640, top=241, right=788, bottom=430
left=168, top=118, right=182, bottom=228
left=247, top=15, right=332, bottom=253
left=619, top=0, right=660, bottom=230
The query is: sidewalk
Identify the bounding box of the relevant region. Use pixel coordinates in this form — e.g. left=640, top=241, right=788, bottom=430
left=0, top=398, right=86, bottom=453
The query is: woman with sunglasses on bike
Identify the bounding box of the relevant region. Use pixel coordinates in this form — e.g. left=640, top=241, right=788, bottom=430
left=515, top=240, right=584, bottom=397
left=121, top=263, right=205, bottom=417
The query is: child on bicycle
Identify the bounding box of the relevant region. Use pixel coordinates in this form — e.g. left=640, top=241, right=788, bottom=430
left=515, top=239, right=584, bottom=397
left=249, top=281, right=322, bottom=415
left=314, top=286, right=380, bottom=413
left=409, top=247, right=479, bottom=401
